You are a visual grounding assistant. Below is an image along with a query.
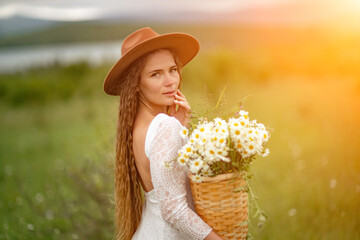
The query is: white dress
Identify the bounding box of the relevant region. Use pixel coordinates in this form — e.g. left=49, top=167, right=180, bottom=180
left=132, top=113, right=213, bottom=240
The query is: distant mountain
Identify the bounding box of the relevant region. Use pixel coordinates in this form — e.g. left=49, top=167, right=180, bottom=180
left=0, top=1, right=357, bottom=48
left=0, top=16, right=60, bottom=39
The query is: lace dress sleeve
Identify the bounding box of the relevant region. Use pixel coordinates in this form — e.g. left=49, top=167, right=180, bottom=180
left=146, top=114, right=212, bottom=240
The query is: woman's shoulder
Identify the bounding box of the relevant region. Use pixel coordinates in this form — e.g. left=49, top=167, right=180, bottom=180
left=145, top=113, right=182, bottom=157
left=151, top=113, right=182, bottom=130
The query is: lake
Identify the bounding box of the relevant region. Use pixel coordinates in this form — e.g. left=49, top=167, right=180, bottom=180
left=0, top=40, right=123, bottom=73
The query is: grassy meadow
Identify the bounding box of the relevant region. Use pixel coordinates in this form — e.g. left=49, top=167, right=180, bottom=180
left=1, top=24, right=360, bottom=239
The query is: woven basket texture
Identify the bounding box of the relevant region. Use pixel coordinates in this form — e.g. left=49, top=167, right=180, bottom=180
left=189, top=173, right=248, bottom=240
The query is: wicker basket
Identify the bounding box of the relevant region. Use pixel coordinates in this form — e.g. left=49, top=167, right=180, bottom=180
left=189, top=172, right=248, bottom=240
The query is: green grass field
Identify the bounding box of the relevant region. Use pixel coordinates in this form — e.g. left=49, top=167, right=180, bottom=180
left=1, top=24, right=360, bottom=239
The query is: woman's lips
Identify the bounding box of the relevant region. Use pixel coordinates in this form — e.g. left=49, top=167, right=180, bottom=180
left=163, top=91, right=176, bottom=96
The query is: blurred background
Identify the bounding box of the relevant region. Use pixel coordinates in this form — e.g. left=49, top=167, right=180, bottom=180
left=1, top=0, right=359, bottom=239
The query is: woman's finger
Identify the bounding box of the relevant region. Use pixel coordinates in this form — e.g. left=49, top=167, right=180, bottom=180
left=174, top=94, right=186, bottom=101
left=174, top=96, right=188, bottom=106
left=174, top=100, right=190, bottom=111
left=177, top=89, right=186, bottom=98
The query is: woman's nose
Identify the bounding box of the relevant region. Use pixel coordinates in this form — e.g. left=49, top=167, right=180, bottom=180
left=163, top=73, right=178, bottom=86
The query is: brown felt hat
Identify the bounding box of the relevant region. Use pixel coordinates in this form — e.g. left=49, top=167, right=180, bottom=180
left=103, top=27, right=200, bottom=95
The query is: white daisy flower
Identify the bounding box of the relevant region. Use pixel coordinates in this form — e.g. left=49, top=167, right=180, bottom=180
left=219, top=136, right=227, bottom=145
left=214, top=127, right=221, bottom=134
left=228, top=117, right=240, bottom=128
left=204, top=146, right=217, bottom=160
left=219, top=155, right=231, bottom=162
left=239, top=110, right=249, bottom=120
left=239, top=119, right=248, bottom=127
left=191, top=174, right=202, bottom=183
left=213, top=117, right=228, bottom=128
left=191, top=129, right=201, bottom=142
left=234, top=139, right=244, bottom=150
left=179, top=126, right=188, bottom=140
left=201, top=167, right=213, bottom=177
left=220, top=127, right=227, bottom=135
left=261, top=148, right=270, bottom=157
left=177, top=157, right=188, bottom=166
left=216, top=146, right=229, bottom=157
left=184, top=144, right=193, bottom=155
left=257, top=123, right=266, bottom=131
left=198, top=124, right=207, bottom=133
left=233, top=128, right=241, bottom=137
left=260, top=129, right=269, bottom=142
left=190, top=158, right=203, bottom=173
left=242, top=142, right=259, bottom=158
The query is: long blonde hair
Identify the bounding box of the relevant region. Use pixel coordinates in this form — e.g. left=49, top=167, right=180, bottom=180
left=113, top=48, right=182, bottom=240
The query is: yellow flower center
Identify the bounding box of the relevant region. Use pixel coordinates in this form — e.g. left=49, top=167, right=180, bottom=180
left=186, top=147, right=192, bottom=152
left=241, top=122, right=245, bottom=126
left=195, top=134, right=199, bottom=139
left=194, top=162, right=199, bottom=166
left=235, top=130, right=240, bottom=135
left=249, top=145, right=254, bottom=150
left=234, top=123, right=239, bottom=126
left=183, top=130, right=187, bottom=135
left=219, top=139, right=224, bottom=143
left=263, top=134, right=267, bottom=139
left=200, top=128, right=205, bottom=132
left=210, top=150, right=215, bottom=155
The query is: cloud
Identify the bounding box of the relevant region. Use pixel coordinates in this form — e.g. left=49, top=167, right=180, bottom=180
left=2, top=0, right=357, bottom=23
left=0, top=3, right=104, bottom=21
left=0, top=0, right=290, bottom=21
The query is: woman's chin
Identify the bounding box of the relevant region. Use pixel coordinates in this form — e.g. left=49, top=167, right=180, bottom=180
left=165, top=101, right=174, bottom=107
left=163, top=98, right=175, bottom=106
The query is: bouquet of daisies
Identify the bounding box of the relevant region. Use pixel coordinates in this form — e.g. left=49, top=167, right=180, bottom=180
left=174, top=108, right=270, bottom=239
left=177, top=109, right=270, bottom=182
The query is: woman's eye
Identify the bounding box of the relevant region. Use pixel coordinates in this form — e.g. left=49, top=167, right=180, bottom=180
left=151, top=72, right=160, bottom=77
left=170, top=68, right=178, bottom=73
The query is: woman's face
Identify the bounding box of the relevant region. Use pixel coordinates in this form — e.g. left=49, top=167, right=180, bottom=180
left=139, top=49, right=180, bottom=108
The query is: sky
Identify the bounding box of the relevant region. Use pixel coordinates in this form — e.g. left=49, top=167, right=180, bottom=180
left=0, top=0, right=286, bottom=21
left=0, top=0, right=360, bottom=22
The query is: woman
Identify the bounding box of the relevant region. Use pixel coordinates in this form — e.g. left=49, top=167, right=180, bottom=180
left=103, top=27, right=222, bottom=240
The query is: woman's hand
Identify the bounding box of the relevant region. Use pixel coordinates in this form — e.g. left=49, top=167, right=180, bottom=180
left=169, top=89, right=191, bottom=128
left=204, top=230, right=223, bottom=240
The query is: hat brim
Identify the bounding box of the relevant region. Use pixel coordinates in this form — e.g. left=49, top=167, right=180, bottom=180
left=103, top=33, right=199, bottom=96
